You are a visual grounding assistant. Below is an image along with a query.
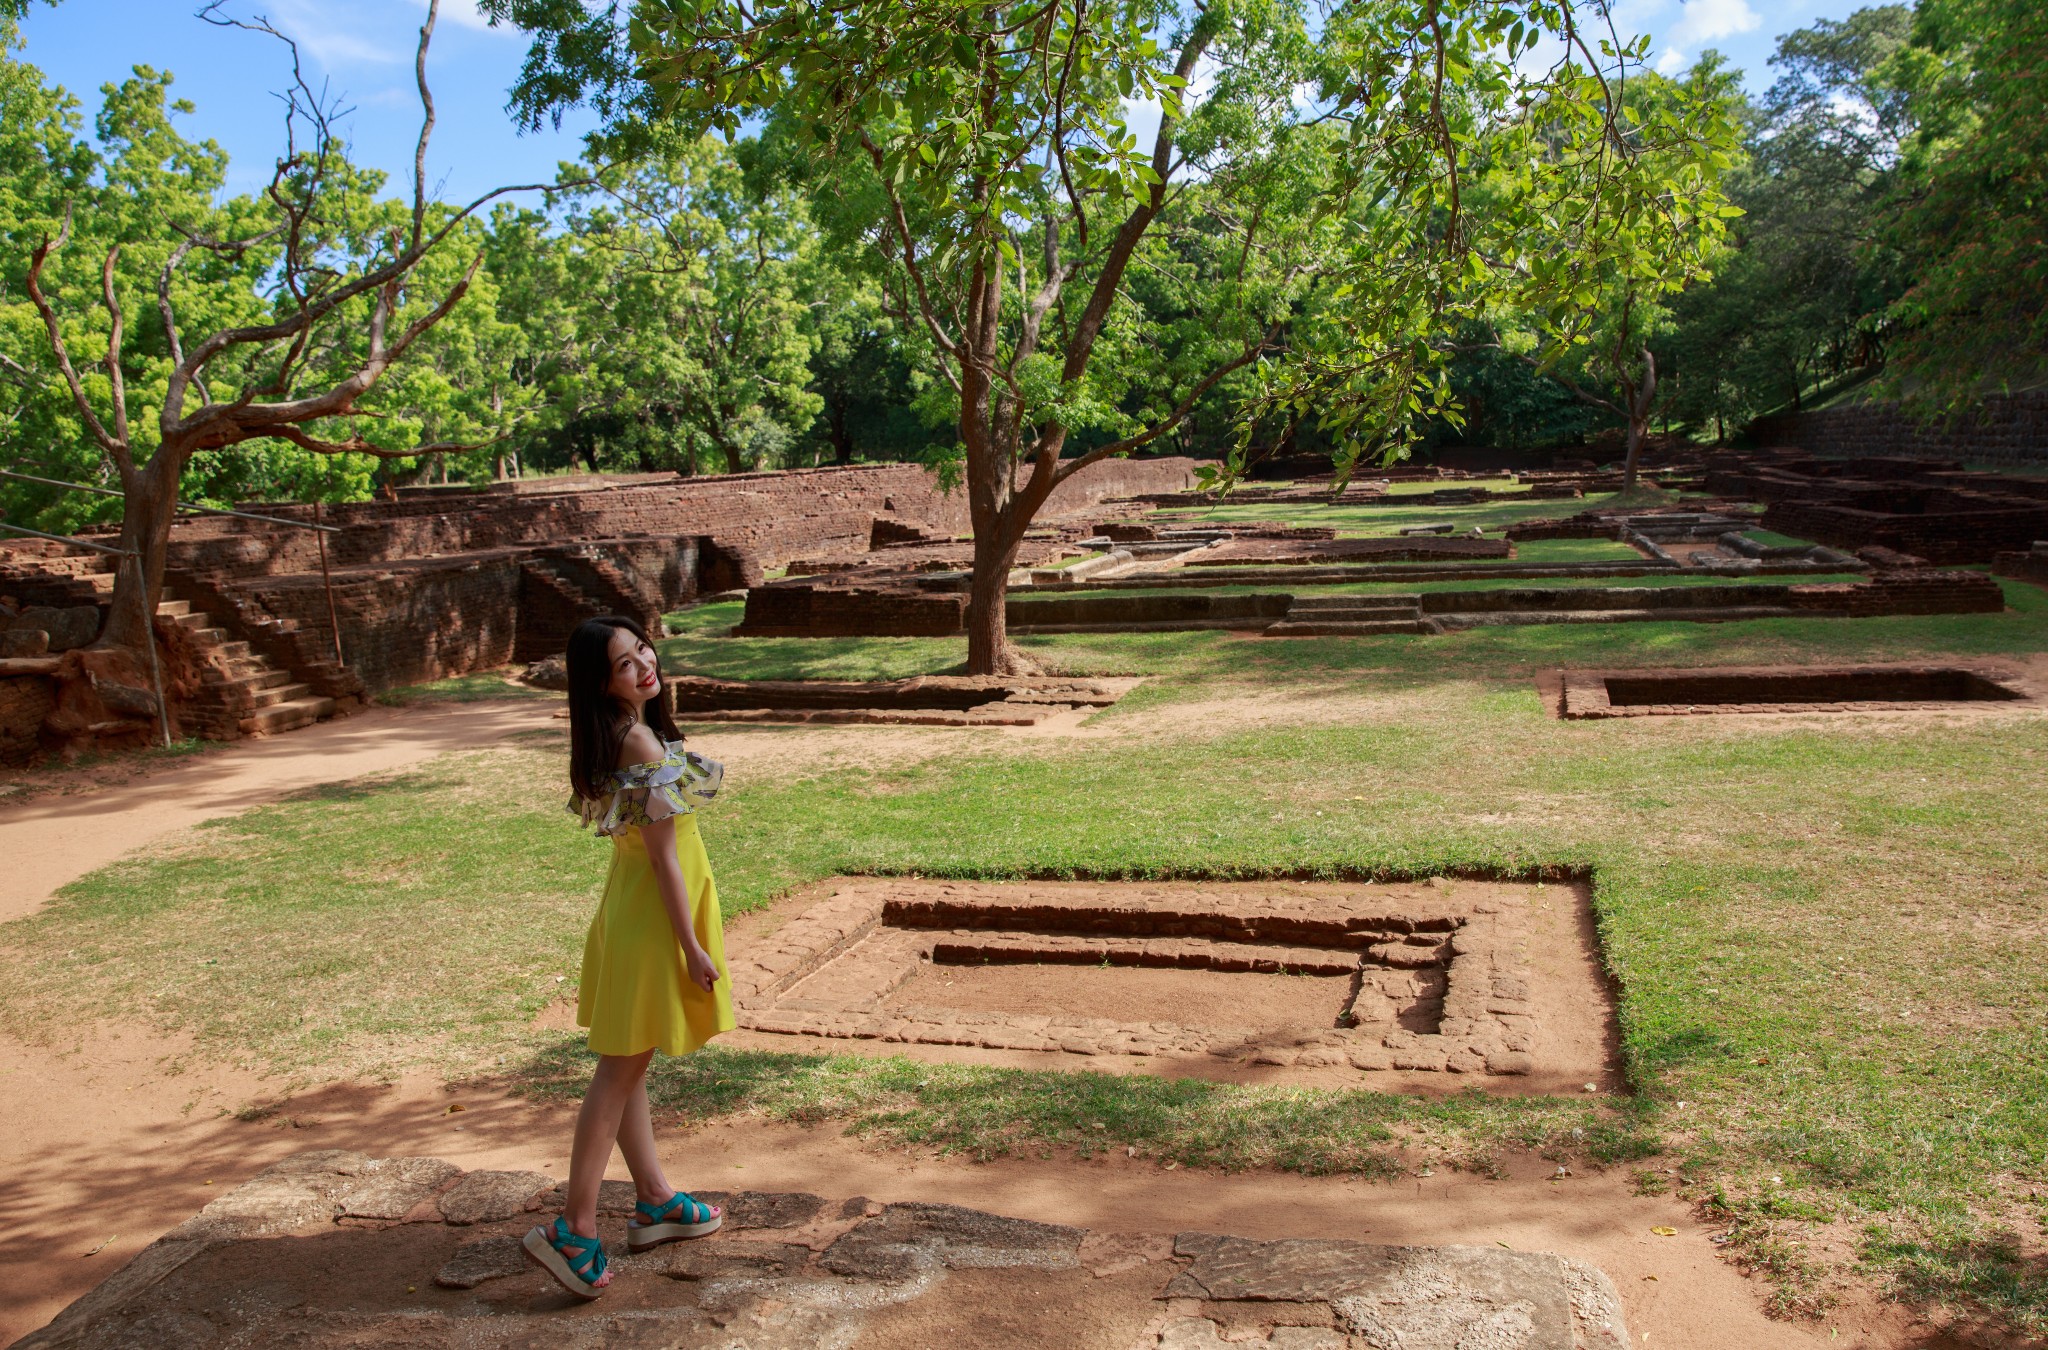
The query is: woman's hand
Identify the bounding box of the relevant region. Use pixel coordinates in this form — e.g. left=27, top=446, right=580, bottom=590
left=684, top=943, right=721, bottom=993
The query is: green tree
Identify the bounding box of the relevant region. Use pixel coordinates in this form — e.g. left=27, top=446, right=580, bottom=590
left=491, top=0, right=1739, bottom=673
left=1659, top=8, right=1913, bottom=432
left=11, top=2, right=563, bottom=728
left=1882, top=0, right=2048, bottom=403
left=563, top=132, right=821, bottom=475
left=1493, top=57, right=1746, bottom=484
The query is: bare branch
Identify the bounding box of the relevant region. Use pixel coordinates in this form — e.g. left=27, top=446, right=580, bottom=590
left=23, top=209, right=128, bottom=466
left=413, top=0, right=439, bottom=249
left=259, top=421, right=510, bottom=460
left=99, top=244, right=131, bottom=448
left=859, top=130, right=963, bottom=359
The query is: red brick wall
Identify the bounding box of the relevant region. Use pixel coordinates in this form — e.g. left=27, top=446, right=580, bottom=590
left=0, top=674, right=55, bottom=764
left=1751, top=388, right=2048, bottom=468
left=146, top=458, right=1204, bottom=582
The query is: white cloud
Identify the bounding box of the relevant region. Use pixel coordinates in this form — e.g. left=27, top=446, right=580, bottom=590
left=1668, top=0, right=1762, bottom=48
left=1656, top=46, right=1689, bottom=75
left=416, top=0, right=509, bottom=34
left=263, top=0, right=407, bottom=66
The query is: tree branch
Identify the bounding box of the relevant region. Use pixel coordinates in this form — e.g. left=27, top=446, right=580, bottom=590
left=413, top=0, right=439, bottom=249
left=99, top=244, right=131, bottom=449
left=859, top=130, right=962, bottom=360
left=1052, top=323, right=1278, bottom=483
left=23, top=209, right=128, bottom=467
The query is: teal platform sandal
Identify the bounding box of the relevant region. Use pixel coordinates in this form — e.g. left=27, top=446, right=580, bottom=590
left=522, top=1216, right=610, bottom=1300
left=627, top=1191, right=722, bottom=1252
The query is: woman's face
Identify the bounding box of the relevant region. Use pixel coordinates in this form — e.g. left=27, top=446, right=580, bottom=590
left=604, top=627, right=661, bottom=709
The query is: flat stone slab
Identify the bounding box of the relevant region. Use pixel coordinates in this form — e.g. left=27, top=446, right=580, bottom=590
left=1168, top=1233, right=1628, bottom=1349
left=435, top=1167, right=557, bottom=1225
left=20, top=1152, right=1631, bottom=1350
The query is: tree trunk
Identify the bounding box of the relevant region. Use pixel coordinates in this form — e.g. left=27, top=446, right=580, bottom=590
left=1620, top=349, right=1657, bottom=492
left=95, top=451, right=182, bottom=655
left=965, top=524, right=1031, bottom=675
left=825, top=398, right=854, bottom=466
left=719, top=443, right=746, bottom=474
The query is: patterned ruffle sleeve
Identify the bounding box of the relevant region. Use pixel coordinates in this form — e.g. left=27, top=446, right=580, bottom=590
left=568, top=740, right=724, bottom=837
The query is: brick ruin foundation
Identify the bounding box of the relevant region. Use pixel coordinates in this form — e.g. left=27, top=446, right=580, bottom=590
left=724, top=877, right=1616, bottom=1090
left=1703, top=449, right=2048, bottom=563
left=1556, top=662, right=2040, bottom=718
left=662, top=673, right=1136, bottom=726
left=0, top=458, right=1198, bottom=754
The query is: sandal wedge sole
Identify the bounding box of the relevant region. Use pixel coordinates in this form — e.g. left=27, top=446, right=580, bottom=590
left=522, top=1224, right=606, bottom=1301
left=626, top=1213, right=722, bottom=1252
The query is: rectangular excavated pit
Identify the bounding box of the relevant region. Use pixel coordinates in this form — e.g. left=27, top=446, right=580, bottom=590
left=1560, top=663, right=2039, bottom=718
left=665, top=675, right=1136, bottom=727
left=721, top=878, right=1617, bottom=1091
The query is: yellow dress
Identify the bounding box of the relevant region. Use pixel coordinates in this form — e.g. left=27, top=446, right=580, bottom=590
left=568, top=740, right=736, bottom=1057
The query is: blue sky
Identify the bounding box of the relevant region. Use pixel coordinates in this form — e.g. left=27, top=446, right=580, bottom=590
left=18, top=0, right=1876, bottom=206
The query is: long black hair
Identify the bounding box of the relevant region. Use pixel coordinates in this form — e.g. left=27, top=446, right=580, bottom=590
left=566, top=615, right=682, bottom=801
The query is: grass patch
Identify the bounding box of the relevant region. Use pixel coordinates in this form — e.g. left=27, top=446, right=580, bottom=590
left=376, top=670, right=557, bottom=706
left=522, top=1042, right=1622, bottom=1175
left=1508, top=537, right=1652, bottom=563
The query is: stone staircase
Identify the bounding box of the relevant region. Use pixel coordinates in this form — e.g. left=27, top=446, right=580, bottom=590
left=1261, top=592, right=1438, bottom=637
left=157, top=597, right=337, bottom=737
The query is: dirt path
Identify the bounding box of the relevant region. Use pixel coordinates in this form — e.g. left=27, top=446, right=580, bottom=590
left=0, top=1029, right=1952, bottom=1349
left=0, top=700, right=567, bottom=924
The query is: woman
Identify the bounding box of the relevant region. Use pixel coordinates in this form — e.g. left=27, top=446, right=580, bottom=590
left=523, top=615, right=736, bottom=1299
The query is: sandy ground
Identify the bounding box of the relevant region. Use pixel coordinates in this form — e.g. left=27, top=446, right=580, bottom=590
left=0, top=694, right=1992, bottom=1348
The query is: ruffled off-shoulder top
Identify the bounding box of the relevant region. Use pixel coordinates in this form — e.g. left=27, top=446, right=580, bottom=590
left=568, top=738, right=725, bottom=837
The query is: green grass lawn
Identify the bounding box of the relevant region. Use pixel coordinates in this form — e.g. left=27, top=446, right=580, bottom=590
left=4, top=492, right=2046, bottom=1332
left=1151, top=486, right=1737, bottom=539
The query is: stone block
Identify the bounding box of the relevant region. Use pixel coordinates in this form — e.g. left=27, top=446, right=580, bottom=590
left=12, top=604, right=99, bottom=652
left=1167, top=1235, right=1628, bottom=1350
left=336, top=1155, right=462, bottom=1221
left=1, top=627, right=50, bottom=656
left=820, top=1201, right=1083, bottom=1280
left=437, top=1169, right=557, bottom=1225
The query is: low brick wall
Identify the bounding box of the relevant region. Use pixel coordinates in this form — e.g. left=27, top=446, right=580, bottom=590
left=1761, top=498, right=2048, bottom=564
left=137, top=457, right=1205, bottom=583
left=235, top=556, right=526, bottom=691
left=735, top=582, right=969, bottom=638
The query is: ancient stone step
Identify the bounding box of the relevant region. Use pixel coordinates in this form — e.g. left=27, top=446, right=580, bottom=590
left=239, top=694, right=335, bottom=736
left=930, top=932, right=1364, bottom=976
left=155, top=599, right=192, bottom=618
left=189, top=626, right=229, bottom=645
left=244, top=681, right=313, bottom=710
left=171, top=611, right=212, bottom=630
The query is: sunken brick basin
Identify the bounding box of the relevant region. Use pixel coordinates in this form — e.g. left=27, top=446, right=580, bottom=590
left=1558, top=663, right=2041, bottom=718
left=1190, top=536, right=1510, bottom=566
left=725, top=878, right=1618, bottom=1090
left=665, top=674, right=1132, bottom=726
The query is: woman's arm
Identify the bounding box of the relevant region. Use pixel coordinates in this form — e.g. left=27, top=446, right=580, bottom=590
left=620, top=726, right=720, bottom=993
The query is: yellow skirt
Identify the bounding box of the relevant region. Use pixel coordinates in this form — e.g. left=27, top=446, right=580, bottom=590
left=577, top=813, right=736, bottom=1057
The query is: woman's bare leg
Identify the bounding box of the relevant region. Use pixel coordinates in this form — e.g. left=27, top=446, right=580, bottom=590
left=562, top=1049, right=655, bottom=1243
left=615, top=1077, right=676, bottom=1206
